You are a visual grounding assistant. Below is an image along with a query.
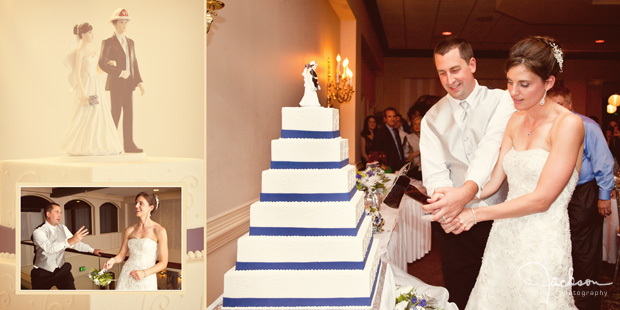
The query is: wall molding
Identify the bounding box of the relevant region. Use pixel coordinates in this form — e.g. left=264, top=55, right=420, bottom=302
left=206, top=199, right=256, bottom=254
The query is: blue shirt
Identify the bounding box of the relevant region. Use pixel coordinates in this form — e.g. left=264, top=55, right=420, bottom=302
left=576, top=113, right=614, bottom=200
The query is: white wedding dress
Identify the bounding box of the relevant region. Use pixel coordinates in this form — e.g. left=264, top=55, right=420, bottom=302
left=466, top=148, right=577, bottom=309
left=61, top=53, right=122, bottom=155
left=116, top=238, right=158, bottom=290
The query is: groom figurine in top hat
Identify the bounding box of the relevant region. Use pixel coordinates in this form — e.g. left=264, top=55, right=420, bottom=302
left=99, top=8, right=145, bottom=153
left=31, top=203, right=102, bottom=289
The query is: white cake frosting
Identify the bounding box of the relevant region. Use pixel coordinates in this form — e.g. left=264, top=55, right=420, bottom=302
left=261, top=165, right=356, bottom=194
left=249, top=191, right=364, bottom=229
left=271, top=137, right=348, bottom=163
left=224, top=241, right=380, bottom=299
left=282, top=107, right=339, bottom=132
left=237, top=216, right=372, bottom=263
left=223, top=107, right=380, bottom=309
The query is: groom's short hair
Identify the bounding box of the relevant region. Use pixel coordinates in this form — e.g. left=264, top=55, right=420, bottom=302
left=44, top=203, right=60, bottom=216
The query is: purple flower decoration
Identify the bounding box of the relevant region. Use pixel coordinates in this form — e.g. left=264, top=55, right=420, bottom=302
left=419, top=299, right=427, bottom=307
left=356, top=173, right=362, bottom=179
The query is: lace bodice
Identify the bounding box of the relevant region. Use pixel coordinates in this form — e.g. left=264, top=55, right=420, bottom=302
left=466, top=148, right=577, bottom=309
left=115, top=238, right=158, bottom=290
left=503, top=148, right=578, bottom=207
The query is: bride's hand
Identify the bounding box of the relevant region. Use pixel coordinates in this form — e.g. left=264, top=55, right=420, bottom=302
left=451, top=208, right=476, bottom=235
left=102, top=258, right=115, bottom=271
left=130, top=269, right=146, bottom=281
left=440, top=216, right=462, bottom=234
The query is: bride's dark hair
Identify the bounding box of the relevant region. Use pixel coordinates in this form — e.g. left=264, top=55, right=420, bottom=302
left=73, top=23, right=93, bottom=39
left=135, top=192, right=159, bottom=213
left=505, top=36, right=563, bottom=81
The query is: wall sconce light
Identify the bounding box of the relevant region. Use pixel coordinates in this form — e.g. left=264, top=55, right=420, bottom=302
left=326, top=54, right=354, bottom=107
left=206, top=0, right=225, bottom=33
left=608, top=93, right=620, bottom=114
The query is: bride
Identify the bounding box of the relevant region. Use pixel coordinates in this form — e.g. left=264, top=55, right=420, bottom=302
left=103, top=192, right=168, bottom=290
left=61, top=23, right=122, bottom=156
left=444, top=36, right=582, bottom=308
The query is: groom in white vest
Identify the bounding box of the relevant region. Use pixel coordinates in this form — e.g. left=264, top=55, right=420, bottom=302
left=420, top=37, right=514, bottom=308
left=31, top=203, right=101, bottom=289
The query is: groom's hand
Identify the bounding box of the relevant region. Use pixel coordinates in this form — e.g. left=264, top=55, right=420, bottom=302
left=68, top=226, right=88, bottom=245
left=421, top=181, right=478, bottom=224
left=93, top=249, right=103, bottom=256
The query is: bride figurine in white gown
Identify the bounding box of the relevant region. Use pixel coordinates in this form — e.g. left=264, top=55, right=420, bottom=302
left=103, top=192, right=169, bottom=290
left=61, top=23, right=122, bottom=156
left=443, top=37, right=582, bottom=309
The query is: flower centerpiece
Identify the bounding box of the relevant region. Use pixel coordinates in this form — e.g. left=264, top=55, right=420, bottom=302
left=395, top=285, right=443, bottom=310
left=89, top=268, right=114, bottom=287
left=356, top=162, right=390, bottom=232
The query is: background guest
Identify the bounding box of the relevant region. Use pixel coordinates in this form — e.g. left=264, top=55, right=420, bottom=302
left=404, top=116, right=423, bottom=179
left=396, top=112, right=410, bottom=134
left=375, top=107, right=406, bottom=171
left=549, top=85, right=614, bottom=309
left=360, top=115, right=377, bottom=165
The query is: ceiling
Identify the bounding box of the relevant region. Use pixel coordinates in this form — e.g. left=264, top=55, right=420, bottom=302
left=366, top=0, right=620, bottom=58
left=27, top=187, right=181, bottom=199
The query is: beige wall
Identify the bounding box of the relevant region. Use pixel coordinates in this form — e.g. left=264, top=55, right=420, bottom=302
left=206, top=0, right=344, bottom=305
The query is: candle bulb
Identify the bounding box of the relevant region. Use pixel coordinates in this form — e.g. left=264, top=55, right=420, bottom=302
left=336, top=54, right=341, bottom=84
left=347, top=68, right=353, bottom=86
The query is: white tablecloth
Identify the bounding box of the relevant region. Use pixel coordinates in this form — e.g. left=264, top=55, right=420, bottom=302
left=377, top=179, right=432, bottom=271
left=603, top=198, right=619, bottom=263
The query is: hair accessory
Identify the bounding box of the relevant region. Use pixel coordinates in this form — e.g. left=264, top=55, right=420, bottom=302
left=154, top=195, right=159, bottom=211
left=548, top=42, right=563, bottom=73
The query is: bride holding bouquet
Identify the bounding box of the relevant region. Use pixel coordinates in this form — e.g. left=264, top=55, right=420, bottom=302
left=103, top=192, right=168, bottom=290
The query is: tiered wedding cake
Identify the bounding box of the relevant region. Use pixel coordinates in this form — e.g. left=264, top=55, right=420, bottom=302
left=223, top=107, right=381, bottom=308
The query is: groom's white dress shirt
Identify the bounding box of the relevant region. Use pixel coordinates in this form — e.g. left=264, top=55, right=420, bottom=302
left=32, top=222, right=94, bottom=272
left=420, top=80, right=515, bottom=207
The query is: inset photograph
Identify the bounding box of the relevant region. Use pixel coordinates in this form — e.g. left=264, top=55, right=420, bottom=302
left=19, top=186, right=183, bottom=291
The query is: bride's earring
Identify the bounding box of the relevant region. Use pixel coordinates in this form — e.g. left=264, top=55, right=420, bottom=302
left=540, top=90, right=547, bottom=106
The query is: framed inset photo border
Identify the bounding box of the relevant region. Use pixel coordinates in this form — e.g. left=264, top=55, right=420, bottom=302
left=16, top=184, right=186, bottom=294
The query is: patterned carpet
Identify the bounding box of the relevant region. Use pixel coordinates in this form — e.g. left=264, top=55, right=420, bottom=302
left=408, top=241, right=620, bottom=309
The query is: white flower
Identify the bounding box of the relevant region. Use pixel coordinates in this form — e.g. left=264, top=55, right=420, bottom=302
left=397, top=285, right=414, bottom=296
left=394, top=300, right=409, bottom=310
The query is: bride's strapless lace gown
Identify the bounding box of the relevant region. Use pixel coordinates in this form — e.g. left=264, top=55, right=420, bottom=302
left=466, top=148, right=577, bottom=309
left=61, top=54, right=122, bottom=155
left=116, top=238, right=158, bottom=290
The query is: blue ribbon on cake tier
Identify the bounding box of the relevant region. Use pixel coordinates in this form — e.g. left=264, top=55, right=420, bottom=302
left=281, top=129, right=340, bottom=139
left=249, top=210, right=365, bottom=237
left=260, top=186, right=357, bottom=202
left=222, top=258, right=382, bottom=308
left=270, top=158, right=349, bottom=169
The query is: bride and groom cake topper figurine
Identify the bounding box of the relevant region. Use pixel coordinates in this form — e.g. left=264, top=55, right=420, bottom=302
left=299, top=61, right=321, bottom=107
left=62, top=8, right=144, bottom=156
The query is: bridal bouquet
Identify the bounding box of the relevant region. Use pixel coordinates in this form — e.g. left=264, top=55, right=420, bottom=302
left=89, top=268, right=114, bottom=287
left=395, top=286, right=443, bottom=310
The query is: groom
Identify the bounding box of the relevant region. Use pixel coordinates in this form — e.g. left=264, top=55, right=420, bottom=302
left=419, top=37, right=515, bottom=308
left=99, top=8, right=145, bottom=153
left=31, top=203, right=101, bottom=289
